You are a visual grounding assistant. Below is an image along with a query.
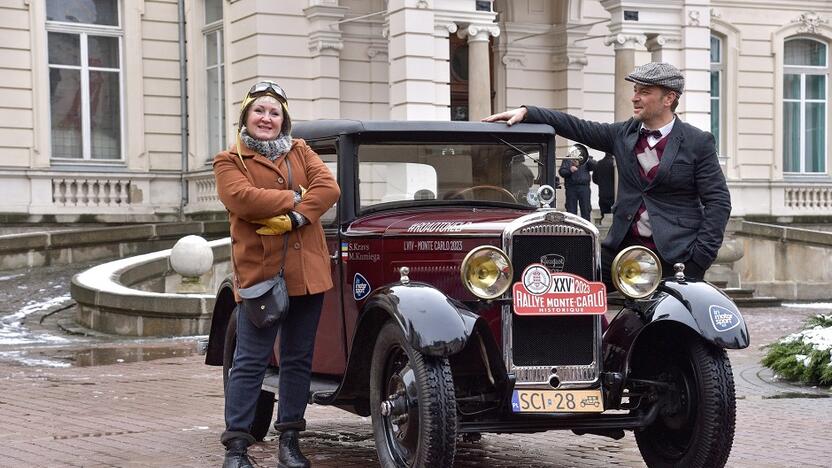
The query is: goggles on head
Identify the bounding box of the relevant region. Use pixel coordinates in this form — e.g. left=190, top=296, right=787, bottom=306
left=248, top=81, right=288, bottom=104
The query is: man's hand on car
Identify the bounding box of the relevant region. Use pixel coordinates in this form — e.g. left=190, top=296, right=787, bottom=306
left=482, top=107, right=528, bottom=126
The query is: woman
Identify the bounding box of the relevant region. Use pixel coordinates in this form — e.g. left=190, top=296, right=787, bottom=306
left=213, top=81, right=340, bottom=468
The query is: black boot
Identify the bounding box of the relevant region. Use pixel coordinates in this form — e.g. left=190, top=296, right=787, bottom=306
left=277, top=429, right=310, bottom=468
left=223, top=438, right=254, bottom=468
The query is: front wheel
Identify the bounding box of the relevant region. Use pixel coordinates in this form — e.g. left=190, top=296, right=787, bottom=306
left=634, top=337, right=736, bottom=468
left=370, top=322, right=457, bottom=467
left=223, top=307, right=275, bottom=441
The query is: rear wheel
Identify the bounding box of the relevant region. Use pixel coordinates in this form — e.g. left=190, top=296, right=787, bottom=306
left=370, top=322, right=457, bottom=467
left=634, top=337, right=736, bottom=468
left=223, top=307, right=275, bottom=441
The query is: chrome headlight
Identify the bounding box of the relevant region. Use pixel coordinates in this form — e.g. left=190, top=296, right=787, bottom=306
left=460, top=246, right=513, bottom=299
left=611, top=246, right=662, bottom=299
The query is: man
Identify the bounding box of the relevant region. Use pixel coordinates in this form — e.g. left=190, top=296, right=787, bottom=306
left=559, top=143, right=596, bottom=221
left=593, top=152, right=616, bottom=220
left=484, top=62, right=731, bottom=288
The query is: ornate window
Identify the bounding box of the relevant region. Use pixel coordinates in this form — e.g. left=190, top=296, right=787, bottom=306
left=204, top=0, right=226, bottom=157
left=46, top=0, right=122, bottom=161
left=710, top=34, right=724, bottom=155
left=783, top=37, right=827, bottom=173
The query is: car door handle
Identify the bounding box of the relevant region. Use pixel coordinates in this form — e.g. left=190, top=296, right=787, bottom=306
left=330, top=250, right=339, bottom=261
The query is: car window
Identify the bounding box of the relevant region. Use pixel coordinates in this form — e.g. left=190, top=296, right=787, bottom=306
left=357, top=142, right=542, bottom=210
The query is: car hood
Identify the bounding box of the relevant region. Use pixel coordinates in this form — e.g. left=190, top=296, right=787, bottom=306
left=346, top=207, right=533, bottom=236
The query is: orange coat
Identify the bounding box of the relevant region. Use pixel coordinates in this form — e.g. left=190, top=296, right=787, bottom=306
left=213, top=138, right=340, bottom=297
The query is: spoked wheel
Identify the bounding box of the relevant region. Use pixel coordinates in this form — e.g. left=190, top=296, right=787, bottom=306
left=633, top=337, right=736, bottom=468
left=370, top=322, right=457, bottom=467
left=223, top=307, right=275, bottom=441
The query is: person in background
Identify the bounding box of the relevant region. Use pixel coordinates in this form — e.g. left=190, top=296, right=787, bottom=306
left=484, top=62, right=731, bottom=290
left=213, top=81, right=340, bottom=468
left=558, top=143, right=596, bottom=221
left=593, top=152, right=616, bottom=221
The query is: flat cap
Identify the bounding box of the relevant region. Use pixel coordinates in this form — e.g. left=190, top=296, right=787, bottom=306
left=625, top=62, right=684, bottom=95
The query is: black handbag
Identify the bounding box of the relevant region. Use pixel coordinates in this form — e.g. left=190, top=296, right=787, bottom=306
left=237, top=265, right=289, bottom=328
left=234, top=153, right=294, bottom=328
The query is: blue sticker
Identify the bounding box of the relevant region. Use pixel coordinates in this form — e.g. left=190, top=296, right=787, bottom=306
left=511, top=391, right=521, bottom=412
left=353, top=273, right=371, bottom=301
left=709, top=304, right=741, bottom=332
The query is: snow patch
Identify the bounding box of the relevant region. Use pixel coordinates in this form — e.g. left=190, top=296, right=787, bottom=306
left=783, top=303, right=832, bottom=310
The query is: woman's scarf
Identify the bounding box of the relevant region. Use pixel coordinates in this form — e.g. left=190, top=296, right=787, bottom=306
left=240, top=127, right=292, bottom=161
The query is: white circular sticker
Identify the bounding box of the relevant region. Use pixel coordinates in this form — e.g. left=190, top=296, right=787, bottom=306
left=523, top=265, right=551, bottom=295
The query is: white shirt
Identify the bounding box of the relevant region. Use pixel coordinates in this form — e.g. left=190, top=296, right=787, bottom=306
left=640, top=117, right=676, bottom=147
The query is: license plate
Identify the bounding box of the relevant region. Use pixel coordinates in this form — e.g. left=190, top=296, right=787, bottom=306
left=511, top=389, right=604, bottom=413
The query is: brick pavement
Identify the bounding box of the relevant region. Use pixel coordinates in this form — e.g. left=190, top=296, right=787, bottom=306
left=1, top=305, right=830, bottom=467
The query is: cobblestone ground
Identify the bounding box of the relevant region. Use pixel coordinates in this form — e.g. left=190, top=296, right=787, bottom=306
left=0, top=263, right=830, bottom=467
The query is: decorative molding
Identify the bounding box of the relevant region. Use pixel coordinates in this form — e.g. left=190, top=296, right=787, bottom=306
left=501, top=53, right=527, bottom=69
left=367, top=46, right=388, bottom=60
left=688, top=9, right=701, bottom=26
left=457, top=23, right=500, bottom=42
left=645, top=34, right=681, bottom=51
left=435, top=20, right=458, bottom=35
left=792, top=11, right=828, bottom=34
left=711, top=8, right=721, bottom=19
left=416, top=0, right=429, bottom=9
left=603, top=33, right=646, bottom=50
left=552, top=54, right=589, bottom=68
left=309, top=39, right=344, bottom=54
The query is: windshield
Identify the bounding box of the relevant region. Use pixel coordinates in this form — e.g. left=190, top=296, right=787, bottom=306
left=357, top=141, right=544, bottom=211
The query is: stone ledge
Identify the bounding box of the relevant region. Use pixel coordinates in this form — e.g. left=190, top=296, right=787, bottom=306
left=71, top=238, right=230, bottom=336
left=0, top=221, right=230, bottom=269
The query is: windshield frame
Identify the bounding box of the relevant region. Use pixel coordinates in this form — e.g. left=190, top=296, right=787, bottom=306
left=352, top=131, right=554, bottom=217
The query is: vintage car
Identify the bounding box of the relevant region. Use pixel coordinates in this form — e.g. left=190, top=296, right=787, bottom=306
left=204, top=120, right=749, bottom=468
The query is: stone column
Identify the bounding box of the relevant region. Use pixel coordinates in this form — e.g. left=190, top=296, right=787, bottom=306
left=304, top=1, right=348, bottom=119
left=387, top=0, right=436, bottom=120
left=604, top=33, right=646, bottom=121
left=459, top=24, right=499, bottom=121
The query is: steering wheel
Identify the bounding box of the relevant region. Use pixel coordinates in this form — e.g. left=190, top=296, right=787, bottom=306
left=446, top=185, right=517, bottom=203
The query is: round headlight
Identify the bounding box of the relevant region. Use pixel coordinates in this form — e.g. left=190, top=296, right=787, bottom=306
left=460, top=246, right=513, bottom=299
left=610, top=246, right=662, bottom=299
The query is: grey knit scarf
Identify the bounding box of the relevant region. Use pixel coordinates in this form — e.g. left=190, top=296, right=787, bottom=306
left=240, top=127, right=292, bottom=161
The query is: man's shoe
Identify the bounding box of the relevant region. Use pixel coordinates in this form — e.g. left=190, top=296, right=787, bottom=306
left=223, top=438, right=254, bottom=468
left=277, top=429, right=310, bottom=468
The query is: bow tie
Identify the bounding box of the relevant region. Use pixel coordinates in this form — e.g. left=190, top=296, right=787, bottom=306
left=640, top=128, right=663, bottom=139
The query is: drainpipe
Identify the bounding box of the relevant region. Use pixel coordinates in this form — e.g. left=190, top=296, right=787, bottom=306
left=177, top=0, right=189, bottom=220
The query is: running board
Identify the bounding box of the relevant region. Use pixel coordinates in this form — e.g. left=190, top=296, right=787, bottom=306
left=262, top=368, right=340, bottom=402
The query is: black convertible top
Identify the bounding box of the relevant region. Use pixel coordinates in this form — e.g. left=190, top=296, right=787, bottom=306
left=292, top=119, right=555, bottom=141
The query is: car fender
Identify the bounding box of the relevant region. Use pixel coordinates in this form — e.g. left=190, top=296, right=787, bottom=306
left=361, top=282, right=480, bottom=357
left=604, top=279, right=750, bottom=377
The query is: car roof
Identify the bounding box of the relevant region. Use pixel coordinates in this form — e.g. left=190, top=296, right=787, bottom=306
left=293, top=119, right=555, bottom=141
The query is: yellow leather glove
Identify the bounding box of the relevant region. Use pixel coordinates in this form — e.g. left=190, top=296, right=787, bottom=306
left=252, top=215, right=293, bottom=236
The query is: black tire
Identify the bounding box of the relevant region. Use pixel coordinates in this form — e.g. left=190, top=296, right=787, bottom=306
left=222, top=307, right=275, bottom=441
left=634, top=337, right=736, bottom=468
left=370, top=322, right=457, bottom=467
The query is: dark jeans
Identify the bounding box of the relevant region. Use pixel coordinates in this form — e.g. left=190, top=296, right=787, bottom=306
left=600, top=240, right=706, bottom=293
left=565, top=184, right=592, bottom=221
left=222, top=293, right=324, bottom=444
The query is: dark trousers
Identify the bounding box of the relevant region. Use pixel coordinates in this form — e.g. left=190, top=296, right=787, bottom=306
left=222, top=293, right=324, bottom=444
left=565, top=184, right=592, bottom=221
left=600, top=238, right=706, bottom=293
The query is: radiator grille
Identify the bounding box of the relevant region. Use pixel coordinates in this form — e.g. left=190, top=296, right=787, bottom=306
left=512, top=315, right=594, bottom=366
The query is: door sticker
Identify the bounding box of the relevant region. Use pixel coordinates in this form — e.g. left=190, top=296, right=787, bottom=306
left=353, top=273, right=371, bottom=301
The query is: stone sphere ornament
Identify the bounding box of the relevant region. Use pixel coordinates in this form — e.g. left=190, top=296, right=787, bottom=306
left=170, top=235, right=213, bottom=278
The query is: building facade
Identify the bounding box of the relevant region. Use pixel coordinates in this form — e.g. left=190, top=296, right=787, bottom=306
left=1, top=0, right=831, bottom=222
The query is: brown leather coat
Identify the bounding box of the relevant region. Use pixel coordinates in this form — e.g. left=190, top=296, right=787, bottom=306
left=213, top=138, right=340, bottom=297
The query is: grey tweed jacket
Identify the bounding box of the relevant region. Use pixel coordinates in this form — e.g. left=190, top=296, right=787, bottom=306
left=524, top=106, right=731, bottom=270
